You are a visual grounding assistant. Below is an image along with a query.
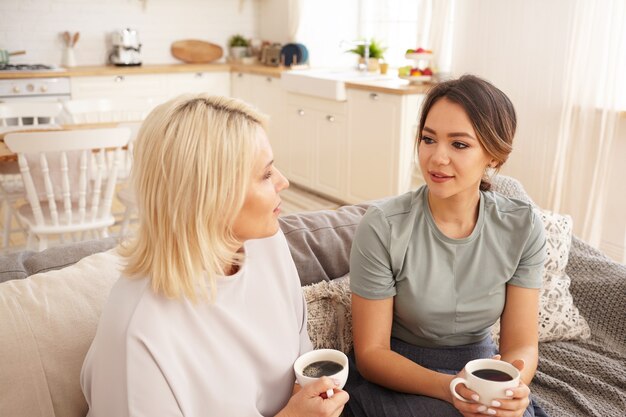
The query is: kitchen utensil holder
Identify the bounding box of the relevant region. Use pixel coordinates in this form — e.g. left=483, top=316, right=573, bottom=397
left=62, top=47, right=77, bottom=67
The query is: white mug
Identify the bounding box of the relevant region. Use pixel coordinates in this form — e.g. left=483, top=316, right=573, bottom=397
left=293, top=349, right=349, bottom=398
left=449, top=358, right=520, bottom=406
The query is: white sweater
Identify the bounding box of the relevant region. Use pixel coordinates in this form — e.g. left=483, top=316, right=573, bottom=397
left=81, top=231, right=313, bottom=417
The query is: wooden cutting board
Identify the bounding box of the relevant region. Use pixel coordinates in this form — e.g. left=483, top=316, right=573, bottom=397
left=171, top=40, right=223, bottom=63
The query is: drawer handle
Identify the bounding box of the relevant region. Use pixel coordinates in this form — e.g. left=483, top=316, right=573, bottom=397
left=298, top=109, right=305, bottom=116
left=266, top=77, right=272, bottom=82
left=369, top=93, right=379, bottom=101
left=238, top=73, right=244, bottom=78
left=326, top=115, right=335, bottom=122
left=195, top=72, right=204, bottom=78
left=114, top=75, right=125, bottom=83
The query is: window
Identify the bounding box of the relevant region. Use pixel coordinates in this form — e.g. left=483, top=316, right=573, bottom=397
left=296, top=0, right=453, bottom=70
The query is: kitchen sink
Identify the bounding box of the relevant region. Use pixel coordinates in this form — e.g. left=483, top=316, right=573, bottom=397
left=281, top=68, right=391, bottom=101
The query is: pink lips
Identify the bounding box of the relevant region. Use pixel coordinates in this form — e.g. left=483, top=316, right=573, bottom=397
left=429, top=171, right=453, bottom=183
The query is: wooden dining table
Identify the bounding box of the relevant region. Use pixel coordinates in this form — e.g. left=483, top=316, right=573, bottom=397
left=0, top=122, right=139, bottom=163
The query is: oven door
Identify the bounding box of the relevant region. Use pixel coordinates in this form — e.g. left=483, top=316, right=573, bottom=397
left=0, top=77, right=70, bottom=125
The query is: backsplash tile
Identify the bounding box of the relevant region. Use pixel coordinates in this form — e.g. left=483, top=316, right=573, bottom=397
left=0, top=0, right=260, bottom=66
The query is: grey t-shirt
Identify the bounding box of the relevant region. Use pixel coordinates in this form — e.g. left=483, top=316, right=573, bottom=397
left=350, top=186, right=546, bottom=347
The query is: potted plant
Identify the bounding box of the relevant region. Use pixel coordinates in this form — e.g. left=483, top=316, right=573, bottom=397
left=347, top=38, right=387, bottom=72
left=228, top=34, right=250, bottom=61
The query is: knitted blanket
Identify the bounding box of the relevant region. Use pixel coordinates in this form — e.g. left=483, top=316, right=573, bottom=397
left=486, top=177, right=626, bottom=417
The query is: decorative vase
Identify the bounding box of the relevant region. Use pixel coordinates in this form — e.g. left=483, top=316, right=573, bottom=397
left=229, top=46, right=248, bottom=62
left=358, top=57, right=380, bottom=72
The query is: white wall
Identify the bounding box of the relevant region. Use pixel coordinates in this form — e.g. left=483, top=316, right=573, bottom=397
left=449, top=0, right=625, bottom=262
left=450, top=0, right=572, bottom=208
left=259, top=0, right=291, bottom=43
left=0, top=0, right=261, bottom=66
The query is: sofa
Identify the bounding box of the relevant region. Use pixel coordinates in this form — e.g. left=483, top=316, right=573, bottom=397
left=0, top=176, right=624, bottom=417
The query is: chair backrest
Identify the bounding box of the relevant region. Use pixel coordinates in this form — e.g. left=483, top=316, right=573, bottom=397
left=114, top=121, right=142, bottom=179
left=4, top=128, right=131, bottom=231
left=0, top=101, right=63, bottom=127
left=61, top=98, right=158, bottom=124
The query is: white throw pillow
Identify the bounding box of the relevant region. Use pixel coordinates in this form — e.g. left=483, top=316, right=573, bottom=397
left=0, top=249, right=122, bottom=417
left=492, top=210, right=591, bottom=343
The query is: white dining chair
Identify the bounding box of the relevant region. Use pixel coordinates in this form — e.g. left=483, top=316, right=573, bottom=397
left=3, top=127, right=131, bottom=251
left=61, top=97, right=158, bottom=124
left=0, top=101, right=63, bottom=128
left=0, top=101, right=63, bottom=252
left=112, top=121, right=141, bottom=237
left=62, top=97, right=152, bottom=186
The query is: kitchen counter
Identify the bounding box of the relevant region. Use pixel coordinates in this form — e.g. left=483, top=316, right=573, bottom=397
left=0, top=63, right=434, bottom=95
left=346, top=78, right=435, bottom=96
left=229, top=64, right=284, bottom=78
left=0, top=63, right=284, bottom=80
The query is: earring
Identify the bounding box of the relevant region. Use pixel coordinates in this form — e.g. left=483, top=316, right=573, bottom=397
left=484, top=166, right=495, bottom=182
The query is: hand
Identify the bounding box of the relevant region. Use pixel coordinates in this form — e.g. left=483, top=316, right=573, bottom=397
left=277, top=377, right=349, bottom=417
left=449, top=357, right=530, bottom=417
left=476, top=359, right=530, bottom=417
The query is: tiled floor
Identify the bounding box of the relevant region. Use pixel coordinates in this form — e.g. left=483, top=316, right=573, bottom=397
left=0, top=184, right=340, bottom=254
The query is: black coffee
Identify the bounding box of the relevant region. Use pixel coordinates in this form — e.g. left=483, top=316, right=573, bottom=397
left=302, top=360, right=344, bottom=378
left=472, top=369, right=513, bottom=382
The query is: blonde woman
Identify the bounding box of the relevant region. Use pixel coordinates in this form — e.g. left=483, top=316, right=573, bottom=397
left=81, top=95, right=349, bottom=417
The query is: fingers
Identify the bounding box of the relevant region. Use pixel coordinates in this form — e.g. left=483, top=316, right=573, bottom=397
left=491, top=354, right=501, bottom=360
left=476, top=382, right=530, bottom=417
left=453, top=380, right=531, bottom=417
left=304, top=376, right=350, bottom=404
left=454, top=382, right=480, bottom=403
left=452, top=395, right=495, bottom=416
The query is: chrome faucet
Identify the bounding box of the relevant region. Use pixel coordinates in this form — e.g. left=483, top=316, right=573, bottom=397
left=340, top=39, right=371, bottom=72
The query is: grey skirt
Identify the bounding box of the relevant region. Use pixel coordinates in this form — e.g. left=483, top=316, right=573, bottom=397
left=344, top=337, right=547, bottom=417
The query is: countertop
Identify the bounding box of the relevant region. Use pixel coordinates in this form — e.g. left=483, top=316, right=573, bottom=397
left=345, top=78, right=435, bottom=96
left=0, top=63, right=432, bottom=95
left=0, top=63, right=283, bottom=79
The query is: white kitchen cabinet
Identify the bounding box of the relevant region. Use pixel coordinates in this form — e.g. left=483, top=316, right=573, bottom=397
left=346, top=89, right=424, bottom=203
left=166, top=71, right=230, bottom=98
left=230, top=72, right=288, bottom=175
left=70, top=74, right=168, bottom=102
left=285, top=104, right=315, bottom=187
left=230, top=71, right=255, bottom=104
left=70, top=71, right=230, bottom=103
left=286, top=93, right=347, bottom=200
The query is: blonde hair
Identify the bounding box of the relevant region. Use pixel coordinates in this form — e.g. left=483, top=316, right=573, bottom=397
left=119, top=94, right=268, bottom=301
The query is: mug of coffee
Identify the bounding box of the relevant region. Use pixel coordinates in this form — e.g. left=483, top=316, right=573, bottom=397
left=294, top=349, right=349, bottom=398
left=449, top=358, right=520, bottom=406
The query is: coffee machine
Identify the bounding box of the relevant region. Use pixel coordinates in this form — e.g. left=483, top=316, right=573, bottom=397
left=109, top=28, right=142, bottom=66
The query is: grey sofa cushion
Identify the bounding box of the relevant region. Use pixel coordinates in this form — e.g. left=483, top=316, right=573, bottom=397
left=0, top=238, right=117, bottom=283
left=279, top=203, right=370, bottom=286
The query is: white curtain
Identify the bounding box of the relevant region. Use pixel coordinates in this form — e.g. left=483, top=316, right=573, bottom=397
left=286, top=0, right=301, bottom=42
left=549, top=0, right=626, bottom=248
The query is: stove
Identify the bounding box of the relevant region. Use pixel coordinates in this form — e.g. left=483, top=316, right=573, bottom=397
left=0, top=63, right=67, bottom=73
left=0, top=77, right=71, bottom=102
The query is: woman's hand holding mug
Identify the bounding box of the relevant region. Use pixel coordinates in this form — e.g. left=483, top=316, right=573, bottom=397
left=277, top=349, right=350, bottom=417
left=449, top=358, right=531, bottom=416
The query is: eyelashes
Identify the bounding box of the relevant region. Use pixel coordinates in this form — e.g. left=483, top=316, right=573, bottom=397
left=421, top=136, right=469, bottom=150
